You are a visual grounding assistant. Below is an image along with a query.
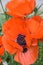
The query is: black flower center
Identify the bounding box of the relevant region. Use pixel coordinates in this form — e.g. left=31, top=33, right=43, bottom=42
left=0, top=44, right=2, bottom=48
left=17, top=34, right=26, bottom=46
left=23, top=48, right=28, bottom=53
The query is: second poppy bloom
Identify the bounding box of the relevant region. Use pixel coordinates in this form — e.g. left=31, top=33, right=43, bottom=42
left=6, top=0, right=36, bottom=17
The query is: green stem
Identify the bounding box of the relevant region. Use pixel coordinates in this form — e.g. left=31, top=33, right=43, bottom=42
left=0, top=0, right=7, bottom=20
left=0, top=0, right=5, bottom=12
left=34, top=4, right=43, bottom=15
left=38, top=4, right=43, bottom=10
left=38, top=12, right=43, bottom=15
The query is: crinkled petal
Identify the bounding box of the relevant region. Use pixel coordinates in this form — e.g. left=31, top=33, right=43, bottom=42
left=2, top=18, right=26, bottom=40
left=14, top=46, right=38, bottom=65
left=2, top=35, right=23, bottom=54
left=26, top=17, right=43, bottom=39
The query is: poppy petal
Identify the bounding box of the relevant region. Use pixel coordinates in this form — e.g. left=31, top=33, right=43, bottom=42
left=2, top=18, right=26, bottom=41
left=2, top=36, right=17, bottom=54
left=2, top=35, right=23, bottom=54
left=14, top=51, right=28, bottom=65
left=26, top=18, right=39, bottom=34
left=26, top=16, right=43, bottom=39
left=31, top=39, right=38, bottom=46
left=14, top=46, right=38, bottom=65
left=0, top=36, right=4, bottom=63
left=0, top=36, right=4, bottom=55
left=32, top=15, right=42, bottom=22
left=25, top=46, right=38, bottom=64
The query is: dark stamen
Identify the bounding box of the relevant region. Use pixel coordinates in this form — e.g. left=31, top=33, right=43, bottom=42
left=23, top=48, right=28, bottom=53
left=0, top=45, right=2, bottom=48
left=17, top=34, right=26, bottom=46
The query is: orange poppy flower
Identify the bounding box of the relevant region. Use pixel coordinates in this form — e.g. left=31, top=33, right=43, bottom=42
left=2, top=17, right=38, bottom=65
left=26, top=15, right=43, bottom=39
left=6, top=0, right=36, bottom=17
left=0, top=36, right=4, bottom=63
left=2, top=18, right=32, bottom=54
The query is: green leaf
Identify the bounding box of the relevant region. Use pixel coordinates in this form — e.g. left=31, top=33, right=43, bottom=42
left=0, top=13, right=11, bottom=35
left=2, top=51, right=8, bottom=61
left=0, top=14, right=6, bottom=25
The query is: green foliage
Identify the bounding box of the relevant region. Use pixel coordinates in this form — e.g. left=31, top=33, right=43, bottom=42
left=0, top=51, right=21, bottom=65
left=0, top=14, right=5, bottom=35
left=0, top=13, right=11, bottom=35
